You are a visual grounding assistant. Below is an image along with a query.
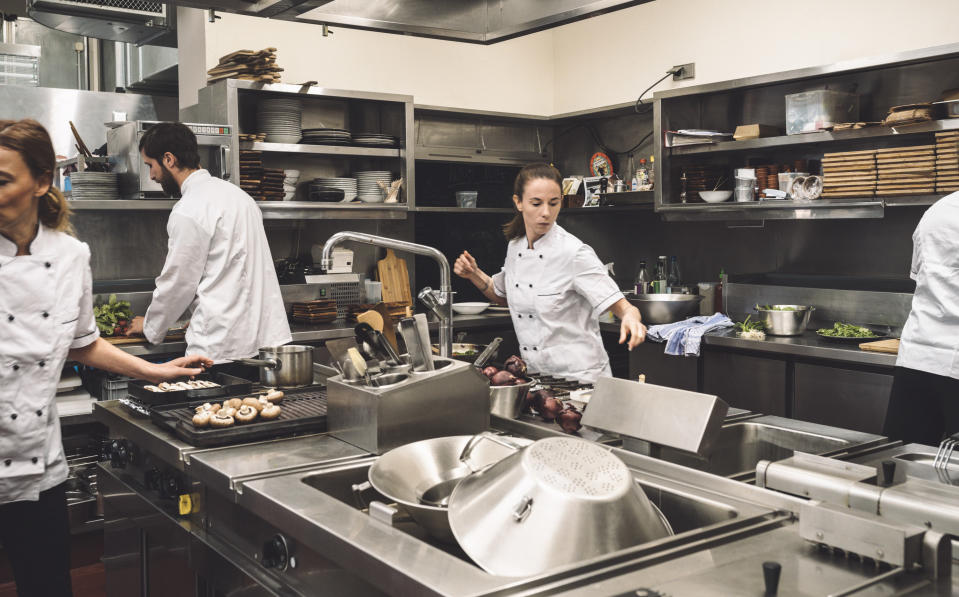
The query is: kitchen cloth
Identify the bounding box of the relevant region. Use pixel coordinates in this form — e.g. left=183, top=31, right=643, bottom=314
left=646, top=313, right=734, bottom=356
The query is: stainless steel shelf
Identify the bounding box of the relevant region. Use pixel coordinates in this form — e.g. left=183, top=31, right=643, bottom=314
left=669, top=119, right=959, bottom=156
left=659, top=199, right=885, bottom=221
left=562, top=204, right=654, bottom=214
left=68, top=200, right=409, bottom=220
left=413, top=207, right=513, bottom=214
left=241, top=141, right=401, bottom=158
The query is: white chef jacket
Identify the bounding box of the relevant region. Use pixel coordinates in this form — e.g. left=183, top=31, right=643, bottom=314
left=143, top=170, right=291, bottom=363
left=897, top=191, right=959, bottom=380
left=491, top=224, right=622, bottom=383
left=0, top=224, right=99, bottom=503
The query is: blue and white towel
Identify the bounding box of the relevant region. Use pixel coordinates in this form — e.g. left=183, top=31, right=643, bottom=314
left=646, top=313, right=734, bottom=356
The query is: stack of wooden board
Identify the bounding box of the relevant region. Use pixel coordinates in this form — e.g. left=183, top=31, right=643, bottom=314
left=207, top=48, right=283, bottom=84
left=682, top=165, right=726, bottom=197
left=239, top=150, right=263, bottom=200
left=261, top=168, right=285, bottom=201
left=822, top=149, right=876, bottom=198
left=936, top=131, right=959, bottom=193
left=876, top=144, right=936, bottom=196
left=239, top=133, right=266, bottom=143
left=292, top=300, right=338, bottom=323
left=346, top=303, right=408, bottom=323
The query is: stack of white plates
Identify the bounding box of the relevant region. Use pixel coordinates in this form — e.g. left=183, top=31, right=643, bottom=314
left=258, top=97, right=302, bottom=144
left=69, top=171, right=120, bottom=200
left=355, top=171, right=392, bottom=203
left=310, top=177, right=357, bottom=202
left=300, top=128, right=351, bottom=145
left=353, top=133, right=399, bottom=147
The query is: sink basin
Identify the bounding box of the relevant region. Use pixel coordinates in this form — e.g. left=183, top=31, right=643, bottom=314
left=851, top=444, right=959, bottom=486
left=625, top=417, right=862, bottom=480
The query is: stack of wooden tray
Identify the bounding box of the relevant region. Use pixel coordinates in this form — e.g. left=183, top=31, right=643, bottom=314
left=292, top=300, right=338, bottom=323
left=240, top=150, right=263, bottom=199
left=207, top=47, right=283, bottom=84
left=936, top=131, right=959, bottom=194
left=822, top=149, right=876, bottom=198
left=261, top=168, right=285, bottom=201
left=876, top=144, right=936, bottom=196
left=345, top=302, right=408, bottom=323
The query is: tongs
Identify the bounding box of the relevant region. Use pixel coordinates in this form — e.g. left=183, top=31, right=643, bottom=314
left=473, top=337, right=502, bottom=369
left=934, top=431, right=959, bottom=470
left=355, top=322, right=402, bottom=366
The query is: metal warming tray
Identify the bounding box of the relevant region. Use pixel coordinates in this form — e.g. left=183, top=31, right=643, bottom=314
left=150, top=387, right=327, bottom=448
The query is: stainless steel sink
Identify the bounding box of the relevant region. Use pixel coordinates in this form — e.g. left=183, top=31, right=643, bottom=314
left=851, top=443, right=959, bottom=486
left=624, top=416, right=886, bottom=480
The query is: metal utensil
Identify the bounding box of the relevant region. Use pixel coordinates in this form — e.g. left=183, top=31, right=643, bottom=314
left=472, top=337, right=502, bottom=369
left=355, top=322, right=402, bottom=366
left=234, top=345, right=314, bottom=388
left=934, top=432, right=959, bottom=470
left=398, top=317, right=433, bottom=371
left=412, top=314, right=433, bottom=369
left=754, top=305, right=815, bottom=336
left=447, top=436, right=672, bottom=577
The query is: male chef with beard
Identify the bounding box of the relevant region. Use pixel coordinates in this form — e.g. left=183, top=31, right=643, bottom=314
left=126, top=123, right=291, bottom=368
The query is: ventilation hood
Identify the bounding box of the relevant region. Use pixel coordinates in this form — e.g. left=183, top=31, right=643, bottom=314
left=174, top=0, right=654, bottom=44
left=26, top=0, right=175, bottom=46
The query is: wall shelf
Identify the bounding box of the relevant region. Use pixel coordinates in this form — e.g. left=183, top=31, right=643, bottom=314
left=240, top=141, right=402, bottom=158
left=68, top=200, right=408, bottom=219
left=413, top=207, right=513, bottom=214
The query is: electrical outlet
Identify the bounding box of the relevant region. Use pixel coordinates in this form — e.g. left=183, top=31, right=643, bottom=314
left=672, top=63, right=695, bottom=81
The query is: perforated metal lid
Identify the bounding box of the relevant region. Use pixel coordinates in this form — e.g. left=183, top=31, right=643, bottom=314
left=523, top=437, right=629, bottom=498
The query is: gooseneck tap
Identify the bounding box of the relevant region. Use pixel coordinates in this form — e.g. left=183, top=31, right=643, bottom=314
left=321, top=232, right=453, bottom=357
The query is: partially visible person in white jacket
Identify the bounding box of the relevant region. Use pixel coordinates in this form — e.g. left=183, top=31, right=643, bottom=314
left=0, top=119, right=212, bottom=597
left=126, top=123, right=291, bottom=366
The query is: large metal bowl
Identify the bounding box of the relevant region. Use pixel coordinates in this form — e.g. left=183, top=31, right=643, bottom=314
left=755, top=305, right=815, bottom=336
left=627, top=293, right=704, bottom=325
left=489, top=380, right=533, bottom=418
left=448, top=436, right=672, bottom=577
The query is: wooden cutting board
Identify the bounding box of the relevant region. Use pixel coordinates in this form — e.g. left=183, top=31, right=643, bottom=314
left=377, top=249, right=412, bottom=307
left=859, top=338, right=900, bottom=354
left=105, top=332, right=186, bottom=345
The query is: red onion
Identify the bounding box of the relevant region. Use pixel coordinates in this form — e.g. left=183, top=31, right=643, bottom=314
left=504, top=355, right=527, bottom=377
left=539, top=397, right=564, bottom=422
left=490, top=370, right=517, bottom=386
left=482, top=366, right=499, bottom=379
left=557, top=407, right=583, bottom=434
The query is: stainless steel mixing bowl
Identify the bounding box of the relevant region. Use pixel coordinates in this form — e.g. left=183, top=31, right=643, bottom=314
left=628, top=293, right=704, bottom=325
left=755, top=305, right=815, bottom=336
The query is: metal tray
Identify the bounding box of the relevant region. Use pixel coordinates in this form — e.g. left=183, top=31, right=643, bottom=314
left=126, top=372, right=253, bottom=406
left=150, top=388, right=327, bottom=448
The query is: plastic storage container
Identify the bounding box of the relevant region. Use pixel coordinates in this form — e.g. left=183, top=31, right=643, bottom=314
left=455, top=191, right=478, bottom=208
left=785, top=90, right=859, bottom=135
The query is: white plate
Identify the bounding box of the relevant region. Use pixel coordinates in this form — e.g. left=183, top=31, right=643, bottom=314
left=452, top=302, right=491, bottom=315
left=486, top=306, right=510, bottom=313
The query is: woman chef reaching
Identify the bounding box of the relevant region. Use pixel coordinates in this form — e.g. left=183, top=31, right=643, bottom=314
left=0, top=119, right=211, bottom=596
left=455, top=163, right=645, bottom=384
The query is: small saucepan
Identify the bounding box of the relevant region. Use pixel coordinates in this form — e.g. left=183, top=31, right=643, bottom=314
left=235, top=345, right=314, bottom=388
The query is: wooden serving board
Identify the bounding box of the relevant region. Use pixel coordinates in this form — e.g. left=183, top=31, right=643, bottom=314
left=876, top=144, right=934, bottom=154
left=377, top=249, right=412, bottom=307
left=105, top=332, right=186, bottom=345
left=824, top=149, right=878, bottom=158
left=859, top=338, right=899, bottom=354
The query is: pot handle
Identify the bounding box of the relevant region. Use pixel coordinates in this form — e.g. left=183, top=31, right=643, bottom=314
left=512, top=496, right=533, bottom=523
left=352, top=481, right=372, bottom=509
left=458, top=431, right=524, bottom=472
left=234, top=358, right=281, bottom=371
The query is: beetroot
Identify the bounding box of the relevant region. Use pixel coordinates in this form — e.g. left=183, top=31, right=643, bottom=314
left=482, top=366, right=499, bottom=379
left=526, top=388, right=552, bottom=413
left=504, top=355, right=527, bottom=377
left=539, top=397, right=564, bottom=422
left=557, top=406, right=583, bottom=434
left=490, top=370, right=517, bottom=386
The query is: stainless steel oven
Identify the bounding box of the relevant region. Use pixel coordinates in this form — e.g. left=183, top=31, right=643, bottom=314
left=107, top=121, right=235, bottom=199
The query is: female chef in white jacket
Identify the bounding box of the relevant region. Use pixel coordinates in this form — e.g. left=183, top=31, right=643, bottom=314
left=454, top=163, right=645, bottom=383
left=0, top=119, right=211, bottom=597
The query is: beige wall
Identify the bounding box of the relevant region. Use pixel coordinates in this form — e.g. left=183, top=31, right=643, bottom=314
left=202, top=13, right=555, bottom=115
left=194, top=0, right=959, bottom=117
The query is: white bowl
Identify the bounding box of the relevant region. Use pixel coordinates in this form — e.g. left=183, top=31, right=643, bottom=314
left=452, top=302, right=490, bottom=315
left=699, top=190, right=733, bottom=203
left=284, top=169, right=300, bottom=178
left=266, top=134, right=302, bottom=144
left=357, top=194, right=386, bottom=203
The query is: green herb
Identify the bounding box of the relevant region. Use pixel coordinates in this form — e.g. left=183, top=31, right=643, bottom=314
left=93, top=294, right=134, bottom=336
left=755, top=304, right=798, bottom=311
left=817, top=322, right=878, bottom=338
left=735, top=315, right=766, bottom=333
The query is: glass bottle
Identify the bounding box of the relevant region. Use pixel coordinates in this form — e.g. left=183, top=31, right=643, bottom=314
left=648, top=155, right=656, bottom=190
left=654, top=256, right=668, bottom=293
left=667, top=256, right=681, bottom=288
left=634, top=261, right=649, bottom=295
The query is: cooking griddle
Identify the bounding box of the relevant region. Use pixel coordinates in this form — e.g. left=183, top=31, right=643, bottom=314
left=127, top=372, right=253, bottom=406
left=150, top=387, right=327, bottom=448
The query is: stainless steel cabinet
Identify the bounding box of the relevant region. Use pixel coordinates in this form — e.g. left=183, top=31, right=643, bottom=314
left=703, top=351, right=787, bottom=415
left=415, top=111, right=550, bottom=165
left=793, top=363, right=893, bottom=434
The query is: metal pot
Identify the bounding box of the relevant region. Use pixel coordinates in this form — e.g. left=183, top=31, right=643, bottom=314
left=489, top=380, right=532, bottom=419
left=448, top=436, right=672, bottom=577
left=235, top=345, right=314, bottom=388
left=755, top=305, right=815, bottom=336
left=361, top=434, right=531, bottom=543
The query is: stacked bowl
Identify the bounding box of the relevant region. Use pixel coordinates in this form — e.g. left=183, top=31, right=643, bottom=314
left=309, top=177, right=356, bottom=202
left=355, top=171, right=392, bottom=203
left=283, top=169, right=300, bottom=201
left=258, top=97, right=302, bottom=144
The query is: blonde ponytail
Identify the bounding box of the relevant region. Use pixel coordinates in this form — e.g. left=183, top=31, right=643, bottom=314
left=38, top=187, right=74, bottom=234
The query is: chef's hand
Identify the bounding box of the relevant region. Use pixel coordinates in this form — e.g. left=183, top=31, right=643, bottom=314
left=453, top=251, right=480, bottom=281
left=147, top=355, right=213, bottom=383
left=126, top=316, right=145, bottom=336
left=612, top=301, right=645, bottom=350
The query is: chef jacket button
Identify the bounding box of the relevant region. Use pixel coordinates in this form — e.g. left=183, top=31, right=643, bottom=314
left=518, top=253, right=522, bottom=257
left=12, top=364, right=19, bottom=371
left=42, top=312, right=49, bottom=318
left=3, top=460, right=10, bottom=467
left=515, top=284, right=519, bottom=288
left=44, top=262, right=51, bottom=268
left=10, top=413, right=16, bottom=420
left=522, top=347, right=528, bottom=351
left=36, top=410, right=42, bottom=417
left=528, top=284, right=532, bottom=288
left=6, top=314, right=12, bottom=322
left=31, top=457, right=38, bottom=464
left=533, top=347, right=538, bottom=351
left=38, top=360, right=45, bottom=368
left=539, top=254, right=543, bottom=259
left=517, top=314, right=522, bottom=319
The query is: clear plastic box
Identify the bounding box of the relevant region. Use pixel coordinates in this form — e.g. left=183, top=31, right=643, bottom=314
left=785, top=90, right=859, bottom=135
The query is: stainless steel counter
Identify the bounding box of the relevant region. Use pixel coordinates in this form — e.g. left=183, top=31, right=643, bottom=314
left=703, top=328, right=898, bottom=367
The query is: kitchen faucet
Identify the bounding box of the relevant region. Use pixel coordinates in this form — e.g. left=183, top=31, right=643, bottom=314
left=320, top=232, right=453, bottom=358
